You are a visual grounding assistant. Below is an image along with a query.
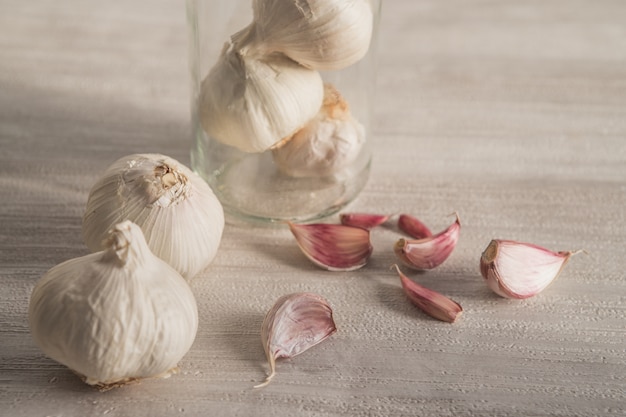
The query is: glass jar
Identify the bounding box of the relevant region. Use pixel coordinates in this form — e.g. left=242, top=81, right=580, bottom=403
left=187, top=0, right=381, bottom=224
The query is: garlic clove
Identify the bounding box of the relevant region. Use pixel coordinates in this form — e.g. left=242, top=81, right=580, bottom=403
left=272, top=84, right=365, bottom=178
left=29, top=221, right=198, bottom=388
left=251, top=0, right=374, bottom=71
left=392, top=265, right=463, bottom=323
left=480, top=239, right=577, bottom=299
left=398, top=213, right=433, bottom=239
left=339, top=213, right=390, bottom=230
left=256, top=292, right=337, bottom=388
left=288, top=222, right=373, bottom=271
left=199, top=38, right=324, bottom=153
left=394, top=213, right=461, bottom=270
left=82, top=154, right=224, bottom=280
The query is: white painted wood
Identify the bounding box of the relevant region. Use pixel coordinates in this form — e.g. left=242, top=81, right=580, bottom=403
left=1, top=1, right=625, bottom=416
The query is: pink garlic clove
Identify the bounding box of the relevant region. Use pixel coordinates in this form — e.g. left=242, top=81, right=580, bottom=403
left=392, top=265, right=462, bottom=323
left=393, top=213, right=461, bottom=270
left=339, top=213, right=390, bottom=230
left=398, top=213, right=433, bottom=239
left=256, top=292, right=337, bottom=388
left=480, top=239, right=577, bottom=299
left=288, top=222, right=373, bottom=271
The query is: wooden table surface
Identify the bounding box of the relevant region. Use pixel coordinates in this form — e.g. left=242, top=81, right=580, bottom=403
left=1, top=1, right=625, bottom=416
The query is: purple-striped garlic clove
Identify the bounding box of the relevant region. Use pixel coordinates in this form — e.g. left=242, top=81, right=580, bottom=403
left=393, top=213, right=461, bottom=270
left=339, top=213, right=390, bottom=230
left=398, top=213, right=433, bottom=239
left=480, top=239, right=578, bottom=299
left=288, top=222, right=373, bottom=271
left=256, top=292, right=337, bottom=388
left=392, top=265, right=462, bottom=323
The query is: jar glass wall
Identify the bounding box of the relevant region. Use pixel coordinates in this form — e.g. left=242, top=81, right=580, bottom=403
left=187, top=0, right=381, bottom=224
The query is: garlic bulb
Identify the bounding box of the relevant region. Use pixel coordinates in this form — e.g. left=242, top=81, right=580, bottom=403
left=272, top=84, right=365, bottom=177
left=199, top=39, right=324, bottom=153
left=251, top=0, right=374, bottom=70
left=82, top=154, right=224, bottom=279
left=29, top=221, right=198, bottom=388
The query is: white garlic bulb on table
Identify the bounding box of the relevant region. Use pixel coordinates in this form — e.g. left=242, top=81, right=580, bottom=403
left=199, top=37, right=324, bottom=153
left=29, top=221, right=198, bottom=388
left=251, top=0, right=374, bottom=71
left=82, top=153, right=224, bottom=279
left=272, top=84, right=365, bottom=178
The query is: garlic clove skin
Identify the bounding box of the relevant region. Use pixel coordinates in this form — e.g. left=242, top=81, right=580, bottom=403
left=288, top=222, right=373, bottom=271
left=82, top=154, right=224, bottom=280
left=256, top=292, right=337, bottom=388
left=272, top=84, right=366, bottom=178
left=199, top=37, right=324, bottom=153
left=251, top=0, right=374, bottom=71
left=29, top=221, right=198, bottom=388
left=480, top=239, right=576, bottom=299
left=394, top=213, right=461, bottom=270
left=398, top=213, right=433, bottom=239
left=393, top=265, right=462, bottom=323
left=340, top=212, right=390, bottom=230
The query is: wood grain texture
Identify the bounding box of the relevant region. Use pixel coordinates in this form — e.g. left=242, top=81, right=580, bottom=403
left=1, top=1, right=625, bottom=416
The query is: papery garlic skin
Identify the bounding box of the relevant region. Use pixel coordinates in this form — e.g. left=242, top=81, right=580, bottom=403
left=29, top=221, right=198, bottom=387
left=257, top=292, right=336, bottom=388
left=252, top=0, right=374, bottom=71
left=82, top=154, right=224, bottom=279
left=480, top=239, right=574, bottom=299
left=272, top=84, right=365, bottom=178
left=199, top=39, right=324, bottom=153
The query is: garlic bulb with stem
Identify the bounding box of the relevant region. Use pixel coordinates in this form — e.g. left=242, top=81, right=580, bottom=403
left=82, top=153, right=224, bottom=280
left=251, top=0, right=374, bottom=71
left=29, top=221, right=198, bottom=389
left=480, top=239, right=579, bottom=299
left=199, top=37, right=324, bottom=153
left=272, top=83, right=366, bottom=178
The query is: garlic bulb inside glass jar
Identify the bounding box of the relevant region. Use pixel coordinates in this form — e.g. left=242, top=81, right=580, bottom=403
left=199, top=42, right=324, bottom=153
left=29, top=221, right=198, bottom=388
left=251, top=0, right=374, bottom=71
left=272, top=84, right=365, bottom=178
left=82, top=153, right=224, bottom=279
